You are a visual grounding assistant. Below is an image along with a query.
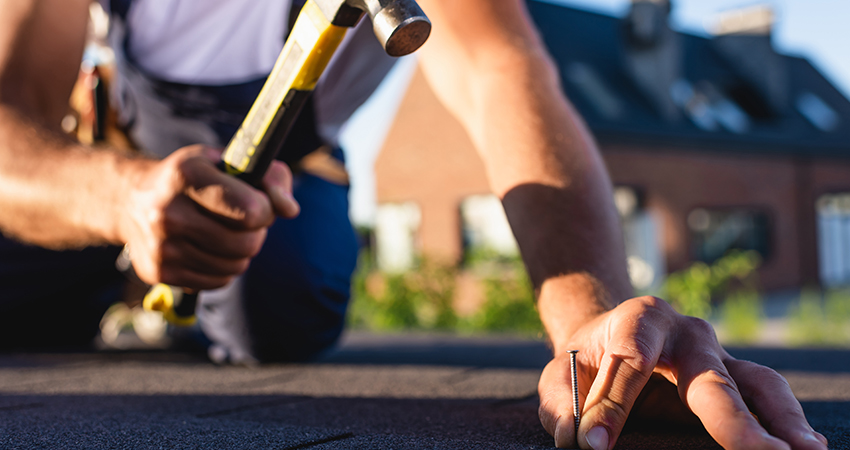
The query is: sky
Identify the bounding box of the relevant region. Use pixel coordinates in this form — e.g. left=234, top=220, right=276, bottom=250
left=341, top=0, right=850, bottom=226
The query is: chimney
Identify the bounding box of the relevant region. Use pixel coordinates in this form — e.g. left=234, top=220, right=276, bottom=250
left=711, top=5, right=788, bottom=114
left=623, top=0, right=682, bottom=121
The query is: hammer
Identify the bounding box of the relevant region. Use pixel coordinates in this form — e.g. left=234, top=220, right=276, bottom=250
left=142, top=0, right=431, bottom=325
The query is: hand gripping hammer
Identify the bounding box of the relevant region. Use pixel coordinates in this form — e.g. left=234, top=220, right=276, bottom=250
left=141, top=0, right=431, bottom=326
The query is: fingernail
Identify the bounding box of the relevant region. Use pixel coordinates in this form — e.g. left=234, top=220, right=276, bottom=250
left=802, top=431, right=828, bottom=448
left=585, top=426, right=609, bottom=450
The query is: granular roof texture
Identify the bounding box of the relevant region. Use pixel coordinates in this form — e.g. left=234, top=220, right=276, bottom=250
left=0, top=333, right=847, bottom=449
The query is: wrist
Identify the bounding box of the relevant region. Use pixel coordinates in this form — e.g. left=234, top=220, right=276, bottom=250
left=537, top=273, right=615, bottom=354
left=107, top=152, right=156, bottom=245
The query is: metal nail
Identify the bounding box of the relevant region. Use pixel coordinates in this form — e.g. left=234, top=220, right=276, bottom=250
left=567, top=350, right=580, bottom=437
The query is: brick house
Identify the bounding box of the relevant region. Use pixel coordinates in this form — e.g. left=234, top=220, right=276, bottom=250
left=374, top=0, right=850, bottom=292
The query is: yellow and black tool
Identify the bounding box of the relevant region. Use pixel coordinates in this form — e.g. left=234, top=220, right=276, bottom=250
left=143, top=0, right=431, bottom=325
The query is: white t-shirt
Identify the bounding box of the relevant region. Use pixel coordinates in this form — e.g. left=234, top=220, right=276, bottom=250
left=102, top=0, right=397, bottom=148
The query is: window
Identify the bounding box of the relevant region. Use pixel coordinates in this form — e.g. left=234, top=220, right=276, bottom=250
left=817, top=194, right=850, bottom=287
left=671, top=80, right=751, bottom=133
left=615, top=186, right=666, bottom=292
left=460, top=195, right=519, bottom=259
left=688, top=208, right=770, bottom=263
left=375, top=202, right=421, bottom=273
left=797, top=93, right=840, bottom=132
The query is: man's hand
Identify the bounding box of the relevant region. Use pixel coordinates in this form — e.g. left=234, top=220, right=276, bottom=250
left=118, top=145, right=300, bottom=290
left=538, top=296, right=829, bottom=450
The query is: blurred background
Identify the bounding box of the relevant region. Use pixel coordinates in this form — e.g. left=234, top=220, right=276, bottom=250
left=338, top=0, right=850, bottom=347
left=74, top=0, right=850, bottom=348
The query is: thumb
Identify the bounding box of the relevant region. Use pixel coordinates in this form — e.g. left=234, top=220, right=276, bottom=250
left=576, top=298, right=672, bottom=450
left=539, top=354, right=585, bottom=448
left=262, top=161, right=300, bottom=218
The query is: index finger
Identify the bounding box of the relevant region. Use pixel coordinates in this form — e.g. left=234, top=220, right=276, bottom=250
left=579, top=298, right=669, bottom=450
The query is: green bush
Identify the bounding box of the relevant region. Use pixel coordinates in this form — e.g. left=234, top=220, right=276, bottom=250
left=788, top=290, right=831, bottom=346
left=787, top=289, right=850, bottom=347
left=347, top=255, right=457, bottom=331
left=825, top=289, right=850, bottom=340
left=464, top=259, right=543, bottom=335
left=719, top=290, right=763, bottom=344
left=662, top=250, right=761, bottom=319
left=347, top=250, right=541, bottom=335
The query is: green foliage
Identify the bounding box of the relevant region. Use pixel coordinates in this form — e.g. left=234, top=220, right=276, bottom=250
left=787, top=289, right=850, bottom=347
left=662, top=250, right=761, bottom=319
left=464, top=259, right=543, bottom=335
left=462, top=246, right=519, bottom=268
left=788, top=290, right=832, bottom=346
left=347, top=251, right=380, bottom=329
left=662, top=262, right=714, bottom=318
left=380, top=274, right=421, bottom=329
left=719, top=290, right=763, bottom=344
left=347, top=250, right=541, bottom=335
left=347, top=255, right=458, bottom=332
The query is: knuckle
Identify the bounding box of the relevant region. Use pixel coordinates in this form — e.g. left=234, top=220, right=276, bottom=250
left=270, top=160, right=292, bottom=181
left=135, top=262, right=161, bottom=285
left=622, top=339, right=657, bottom=374
left=632, top=295, right=668, bottom=311
left=634, top=295, right=664, bottom=309
left=743, top=362, right=792, bottom=396
left=700, top=368, right=738, bottom=392
left=537, top=401, right=558, bottom=434
left=682, top=316, right=718, bottom=340
left=597, top=397, right=630, bottom=426
left=159, top=205, right=184, bottom=235
left=241, top=197, right=273, bottom=229
left=170, top=155, right=197, bottom=186
left=609, top=338, right=657, bottom=378
left=158, top=269, right=183, bottom=287
left=246, top=229, right=268, bottom=256
left=233, top=258, right=251, bottom=275
left=621, top=296, right=672, bottom=322
left=203, top=276, right=232, bottom=290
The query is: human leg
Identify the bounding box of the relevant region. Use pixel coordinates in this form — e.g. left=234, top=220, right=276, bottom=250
left=0, top=237, right=123, bottom=349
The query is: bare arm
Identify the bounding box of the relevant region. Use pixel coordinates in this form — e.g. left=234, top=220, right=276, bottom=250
left=0, top=0, right=123, bottom=246
left=414, top=0, right=630, bottom=352
left=0, top=0, right=298, bottom=289
left=415, top=1, right=825, bottom=450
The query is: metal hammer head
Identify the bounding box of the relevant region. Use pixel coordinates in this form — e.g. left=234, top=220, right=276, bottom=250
left=315, top=0, right=432, bottom=57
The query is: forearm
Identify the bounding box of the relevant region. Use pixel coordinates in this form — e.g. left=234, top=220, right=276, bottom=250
left=0, top=105, right=144, bottom=248
left=418, top=0, right=632, bottom=349
left=477, top=56, right=632, bottom=348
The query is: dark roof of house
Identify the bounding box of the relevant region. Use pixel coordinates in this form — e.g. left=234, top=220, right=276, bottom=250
left=527, top=0, right=850, bottom=157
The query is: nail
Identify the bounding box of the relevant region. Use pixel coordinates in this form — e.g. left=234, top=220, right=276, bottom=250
left=586, top=426, right=609, bottom=450
left=802, top=431, right=828, bottom=448
left=567, top=350, right=580, bottom=437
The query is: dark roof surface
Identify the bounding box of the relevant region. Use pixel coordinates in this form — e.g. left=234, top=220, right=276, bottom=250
left=527, top=1, right=850, bottom=157
left=1, top=333, right=849, bottom=449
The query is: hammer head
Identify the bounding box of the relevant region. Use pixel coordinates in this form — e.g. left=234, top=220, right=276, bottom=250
left=315, top=0, right=431, bottom=57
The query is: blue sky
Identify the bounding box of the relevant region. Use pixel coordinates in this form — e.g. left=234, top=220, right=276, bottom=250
left=342, top=0, right=850, bottom=225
